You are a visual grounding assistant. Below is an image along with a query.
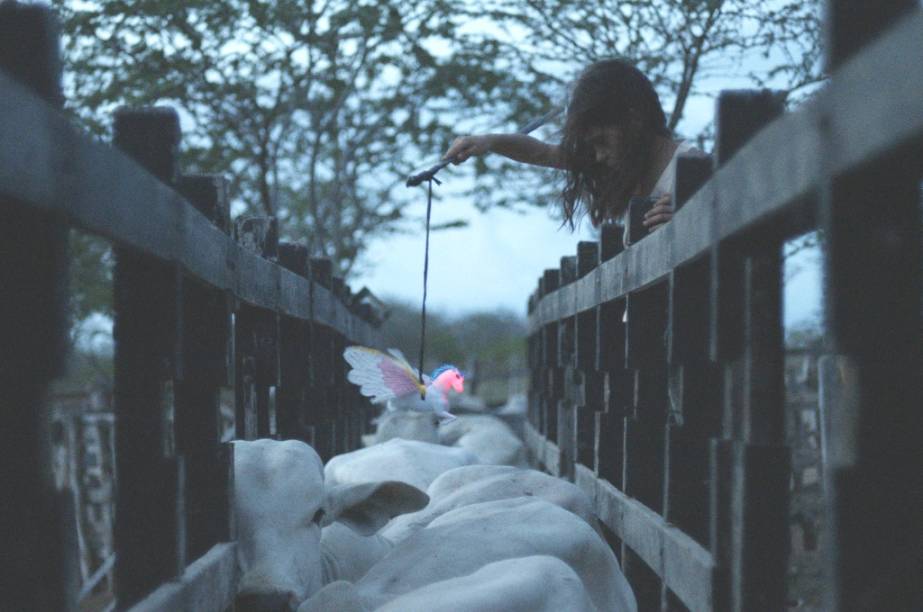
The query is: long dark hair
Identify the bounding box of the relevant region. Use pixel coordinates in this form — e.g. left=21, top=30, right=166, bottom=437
left=560, top=59, right=670, bottom=228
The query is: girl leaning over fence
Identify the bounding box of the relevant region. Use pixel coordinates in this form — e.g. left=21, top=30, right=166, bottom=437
left=444, top=58, right=708, bottom=237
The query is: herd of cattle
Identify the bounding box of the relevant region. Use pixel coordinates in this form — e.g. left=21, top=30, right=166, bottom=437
left=232, top=399, right=637, bottom=611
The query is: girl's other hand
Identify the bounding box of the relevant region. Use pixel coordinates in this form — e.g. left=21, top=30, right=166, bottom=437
left=443, top=135, right=492, bottom=164
left=643, top=194, right=674, bottom=232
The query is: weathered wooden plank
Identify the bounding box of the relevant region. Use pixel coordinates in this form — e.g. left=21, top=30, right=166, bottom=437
left=824, top=0, right=918, bottom=70
left=0, top=75, right=380, bottom=345
left=523, top=421, right=542, bottom=465
left=709, top=439, right=742, bottom=612
left=595, top=476, right=716, bottom=612
left=111, top=107, right=186, bottom=607
left=312, top=327, right=339, bottom=461
left=576, top=371, right=602, bottom=468
left=820, top=5, right=923, bottom=604
left=174, top=174, right=231, bottom=563
left=539, top=428, right=715, bottom=612
left=277, top=242, right=312, bottom=442
left=0, top=5, right=78, bottom=610
left=523, top=421, right=561, bottom=477
left=710, top=91, right=784, bottom=366
left=128, top=543, right=238, bottom=612
left=595, top=408, right=624, bottom=487
left=574, top=463, right=597, bottom=504
left=235, top=217, right=280, bottom=439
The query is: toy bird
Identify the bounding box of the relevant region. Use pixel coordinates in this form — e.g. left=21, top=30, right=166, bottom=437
left=343, top=346, right=464, bottom=422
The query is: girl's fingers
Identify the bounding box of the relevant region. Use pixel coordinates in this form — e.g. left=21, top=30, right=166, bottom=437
left=643, top=203, right=673, bottom=219
left=648, top=194, right=671, bottom=209
left=643, top=215, right=672, bottom=227
left=445, top=141, right=476, bottom=163
left=643, top=203, right=673, bottom=226
left=643, top=211, right=673, bottom=225
left=443, top=139, right=467, bottom=160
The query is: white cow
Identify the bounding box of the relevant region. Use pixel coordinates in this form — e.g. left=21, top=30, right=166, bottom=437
left=308, top=555, right=597, bottom=612
left=324, top=438, right=477, bottom=491
left=380, top=464, right=601, bottom=543
left=233, top=439, right=429, bottom=609
left=362, top=409, right=527, bottom=468
left=316, top=438, right=478, bottom=591
left=321, top=463, right=604, bottom=588
left=361, top=410, right=440, bottom=446
left=374, top=556, right=596, bottom=612
left=300, top=497, right=637, bottom=612
left=437, top=414, right=527, bottom=467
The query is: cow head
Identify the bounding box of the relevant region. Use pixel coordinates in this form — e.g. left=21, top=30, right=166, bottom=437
left=233, top=439, right=428, bottom=611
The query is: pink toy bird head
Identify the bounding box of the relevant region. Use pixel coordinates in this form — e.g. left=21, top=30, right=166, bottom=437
left=431, top=365, right=464, bottom=393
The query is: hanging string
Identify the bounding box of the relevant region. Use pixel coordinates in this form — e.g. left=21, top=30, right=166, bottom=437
left=405, top=106, right=562, bottom=396
left=417, top=176, right=439, bottom=395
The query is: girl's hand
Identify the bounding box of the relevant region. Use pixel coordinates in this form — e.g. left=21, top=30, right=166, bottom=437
left=443, top=135, right=493, bottom=164
left=643, top=194, right=674, bottom=232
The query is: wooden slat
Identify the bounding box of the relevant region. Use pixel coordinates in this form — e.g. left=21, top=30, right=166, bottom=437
left=0, top=71, right=380, bottom=346
left=128, top=543, right=237, bottom=612
left=277, top=242, right=313, bottom=442
left=0, top=5, right=78, bottom=610
left=523, top=8, right=923, bottom=331
left=578, top=462, right=715, bottom=612
left=175, top=174, right=231, bottom=562
left=112, top=108, right=185, bottom=606
left=527, top=425, right=715, bottom=611
left=820, top=5, right=922, bottom=604
left=524, top=421, right=561, bottom=477
left=235, top=217, right=280, bottom=439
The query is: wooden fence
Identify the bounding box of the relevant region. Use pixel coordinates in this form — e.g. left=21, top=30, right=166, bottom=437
left=523, top=3, right=922, bottom=611
left=0, top=3, right=382, bottom=610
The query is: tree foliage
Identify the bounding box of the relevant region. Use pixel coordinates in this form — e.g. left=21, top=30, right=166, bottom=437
left=53, top=0, right=501, bottom=275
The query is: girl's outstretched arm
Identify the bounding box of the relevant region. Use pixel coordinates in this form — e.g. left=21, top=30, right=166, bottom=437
left=443, top=133, right=563, bottom=169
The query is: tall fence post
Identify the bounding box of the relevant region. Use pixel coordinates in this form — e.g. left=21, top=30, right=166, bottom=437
left=709, top=89, right=787, bottom=612
left=234, top=216, right=280, bottom=439
left=278, top=242, right=312, bottom=443
left=623, top=202, right=670, bottom=610
left=541, top=269, right=561, bottom=475
left=557, top=256, right=578, bottom=481
left=309, top=258, right=337, bottom=462
left=111, top=106, right=186, bottom=607
left=666, top=156, right=716, bottom=553
left=175, top=174, right=233, bottom=561
left=527, top=291, right=539, bottom=435
left=662, top=154, right=716, bottom=609
left=822, top=2, right=921, bottom=608
left=594, top=224, right=626, bottom=489
left=0, top=4, right=79, bottom=609
left=575, top=241, right=601, bottom=471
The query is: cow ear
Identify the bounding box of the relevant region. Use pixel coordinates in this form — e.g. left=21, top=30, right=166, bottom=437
left=322, top=481, right=429, bottom=536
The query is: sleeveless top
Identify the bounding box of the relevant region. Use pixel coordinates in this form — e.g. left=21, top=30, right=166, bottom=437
left=616, top=140, right=707, bottom=322
left=650, top=140, right=705, bottom=199
left=613, top=140, right=706, bottom=228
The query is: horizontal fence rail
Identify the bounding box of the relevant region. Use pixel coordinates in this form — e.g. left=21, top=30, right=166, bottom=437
left=0, top=3, right=384, bottom=610
left=525, top=4, right=921, bottom=612
left=0, top=70, right=379, bottom=347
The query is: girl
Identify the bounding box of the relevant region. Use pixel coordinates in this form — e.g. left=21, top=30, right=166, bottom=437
left=443, top=58, right=707, bottom=236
